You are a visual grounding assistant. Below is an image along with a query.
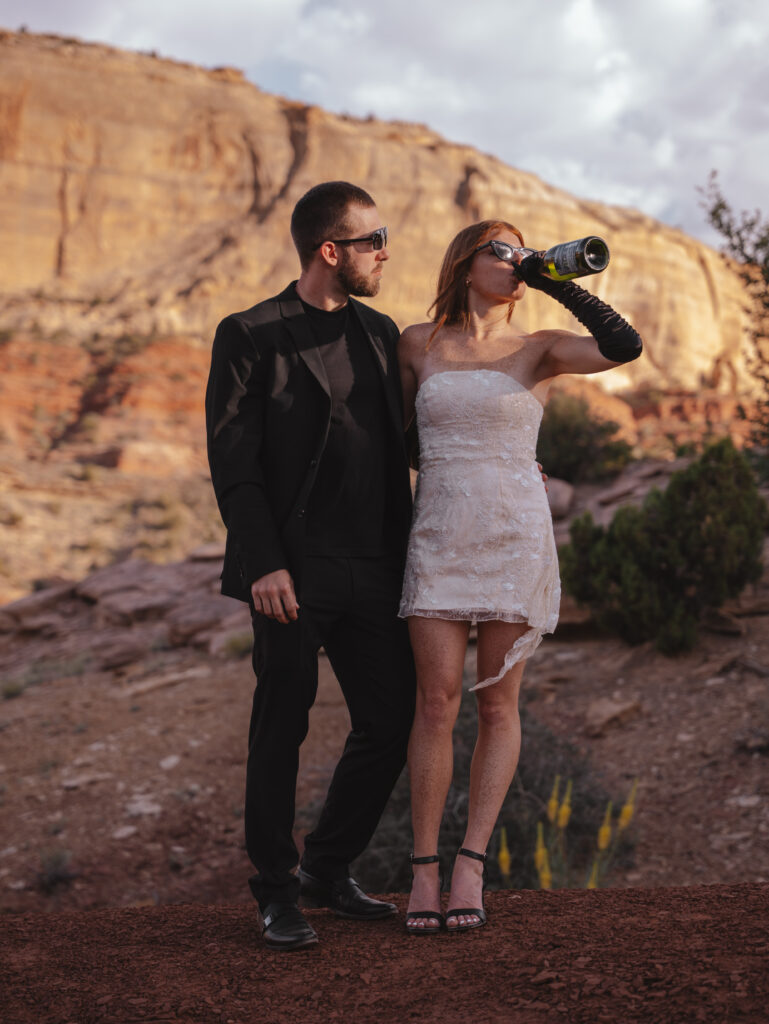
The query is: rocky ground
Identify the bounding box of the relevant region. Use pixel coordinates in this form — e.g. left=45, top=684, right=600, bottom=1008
left=2, top=532, right=768, bottom=915
left=1, top=458, right=768, bottom=1020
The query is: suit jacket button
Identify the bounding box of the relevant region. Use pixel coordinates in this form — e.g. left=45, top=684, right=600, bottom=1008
left=310, top=459, right=318, bottom=467
left=298, top=509, right=305, bottom=518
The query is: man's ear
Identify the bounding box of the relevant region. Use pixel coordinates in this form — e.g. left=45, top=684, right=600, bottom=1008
left=318, top=241, right=339, bottom=267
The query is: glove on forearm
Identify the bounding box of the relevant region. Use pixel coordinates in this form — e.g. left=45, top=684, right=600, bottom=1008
left=516, top=253, right=643, bottom=363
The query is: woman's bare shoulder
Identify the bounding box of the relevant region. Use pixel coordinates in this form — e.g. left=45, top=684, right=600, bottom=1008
left=526, top=327, right=579, bottom=346
left=398, top=322, right=434, bottom=363
left=399, top=322, right=434, bottom=346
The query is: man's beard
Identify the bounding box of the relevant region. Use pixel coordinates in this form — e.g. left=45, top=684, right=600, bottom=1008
left=336, top=249, right=381, bottom=298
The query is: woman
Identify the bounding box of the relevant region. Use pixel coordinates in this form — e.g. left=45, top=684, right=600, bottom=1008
left=398, top=220, right=642, bottom=934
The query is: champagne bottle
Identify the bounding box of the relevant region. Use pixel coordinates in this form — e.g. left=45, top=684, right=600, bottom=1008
left=539, top=236, right=610, bottom=281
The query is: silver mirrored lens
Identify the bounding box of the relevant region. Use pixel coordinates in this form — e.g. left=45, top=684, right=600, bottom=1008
left=490, top=241, right=516, bottom=262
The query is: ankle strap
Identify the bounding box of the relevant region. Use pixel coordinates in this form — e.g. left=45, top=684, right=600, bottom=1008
left=458, top=847, right=486, bottom=863
left=410, top=854, right=440, bottom=865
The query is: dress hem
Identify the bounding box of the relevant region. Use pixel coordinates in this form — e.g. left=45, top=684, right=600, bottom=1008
left=399, top=609, right=558, bottom=691
left=398, top=608, right=530, bottom=624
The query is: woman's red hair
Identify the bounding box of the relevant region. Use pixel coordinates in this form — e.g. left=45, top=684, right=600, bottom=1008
left=427, top=220, right=525, bottom=345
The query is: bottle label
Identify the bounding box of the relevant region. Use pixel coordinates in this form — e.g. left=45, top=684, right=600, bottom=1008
left=548, top=241, right=582, bottom=279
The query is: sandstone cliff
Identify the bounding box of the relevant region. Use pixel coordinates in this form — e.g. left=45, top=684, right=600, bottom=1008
left=0, top=29, right=752, bottom=394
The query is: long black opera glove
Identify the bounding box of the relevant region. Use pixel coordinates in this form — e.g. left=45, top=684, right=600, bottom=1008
left=516, top=253, right=643, bottom=364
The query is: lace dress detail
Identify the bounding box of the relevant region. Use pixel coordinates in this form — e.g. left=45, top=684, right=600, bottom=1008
left=399, top=370, right=560, bottom=690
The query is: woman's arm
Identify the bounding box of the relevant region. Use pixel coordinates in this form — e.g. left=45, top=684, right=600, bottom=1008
left=516, top=253, right=643, bottom=378
left=397, top=324, right=425, bottom=429
left=532, top=328, right=629, bottom=377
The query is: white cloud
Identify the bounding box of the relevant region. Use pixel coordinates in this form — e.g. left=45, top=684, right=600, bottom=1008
left=1, top=0, right=768, bottom=244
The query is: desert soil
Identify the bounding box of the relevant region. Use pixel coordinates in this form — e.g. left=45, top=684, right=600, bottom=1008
left=2, top=590, right=769, bottom=1021
left=1, top=469, right=768, bottom=1020
left=3, top=884, right=768, bottom=1024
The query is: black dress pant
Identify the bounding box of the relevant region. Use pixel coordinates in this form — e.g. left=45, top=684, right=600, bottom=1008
left=244, top=555, right=416, bottom=909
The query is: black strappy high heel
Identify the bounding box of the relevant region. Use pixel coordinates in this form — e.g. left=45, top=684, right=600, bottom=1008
left=446, top=847, right=487, bottom=931
left=404, top=854, right=445, bottom=936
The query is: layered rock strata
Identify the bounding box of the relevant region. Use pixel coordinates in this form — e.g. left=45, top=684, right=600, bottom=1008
left=0, top=29, right=752, bottom=394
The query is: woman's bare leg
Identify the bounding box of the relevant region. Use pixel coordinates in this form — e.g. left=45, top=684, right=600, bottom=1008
left=406, top=617, right=469, bottom=930
left=446, top=620, right=529, bottom=928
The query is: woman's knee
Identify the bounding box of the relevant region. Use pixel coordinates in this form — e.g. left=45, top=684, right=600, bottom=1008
left=415, top=683, right=461, bottom=731
left=476, top=690, right=519, bottom=730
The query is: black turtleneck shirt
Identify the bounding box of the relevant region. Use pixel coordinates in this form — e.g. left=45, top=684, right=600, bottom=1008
left=301, top=301, right=389, bottom=557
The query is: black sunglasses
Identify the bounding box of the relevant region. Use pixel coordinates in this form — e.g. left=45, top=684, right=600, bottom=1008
left=474, top=239, right=533, bottom=262
left=314, top=226, right=388, bottom=251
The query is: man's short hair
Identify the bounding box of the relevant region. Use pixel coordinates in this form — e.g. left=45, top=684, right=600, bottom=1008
left=291, top=181, right=375, bottom=269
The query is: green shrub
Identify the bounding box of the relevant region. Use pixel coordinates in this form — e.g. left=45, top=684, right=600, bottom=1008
left=222, top=631, right=253, bottom=659
left=561, top=438, right=766, bottom=653
left=36, top=848, right=77, bottom=894
left=536, top=393, right=633, bottom=483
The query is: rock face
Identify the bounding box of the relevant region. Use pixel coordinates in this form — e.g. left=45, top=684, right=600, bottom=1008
left=0, top=29, right=752, bottom=395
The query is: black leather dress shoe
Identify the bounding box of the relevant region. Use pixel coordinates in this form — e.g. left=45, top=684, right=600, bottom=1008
left=261, top=901, right=318, bottom=951
left=298, top=868, right=397, bottom=920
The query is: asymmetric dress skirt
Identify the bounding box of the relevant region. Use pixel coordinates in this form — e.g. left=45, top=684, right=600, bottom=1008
left=398, top=369, right=561, bottom=689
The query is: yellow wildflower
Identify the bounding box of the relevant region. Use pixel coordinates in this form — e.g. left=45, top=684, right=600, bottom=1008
left=534, top=821, right=546, bottom=871
left=547, top=775, right=560, bottom=824
left=538, top=845, right=552, bottom=890
left=586, top=858, right=599, bottom=890
left=557, top=779, right=573, bottom=830
left=498, top=826, right=511, bottom=879
left=597, top=800, right=613, bottom=851
left=618, top=779, right=638, bottom=831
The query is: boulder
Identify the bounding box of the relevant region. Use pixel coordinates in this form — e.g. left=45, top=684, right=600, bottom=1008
left=585, top=696, right=642, bottom=737
left=165, top=595, right=245, bottom=646
left=1, top=582, right=78, bottom=625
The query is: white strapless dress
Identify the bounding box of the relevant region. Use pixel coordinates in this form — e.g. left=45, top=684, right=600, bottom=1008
left=398, top=369, right=560, bottom=689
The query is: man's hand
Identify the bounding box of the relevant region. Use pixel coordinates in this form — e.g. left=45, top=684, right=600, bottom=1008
left=251, top=569, right=299, bottom=624
left=537, top=461, right=549, bottom=492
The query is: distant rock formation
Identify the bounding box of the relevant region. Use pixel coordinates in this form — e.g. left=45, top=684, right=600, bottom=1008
left=0, top=29, right=752, bottom=395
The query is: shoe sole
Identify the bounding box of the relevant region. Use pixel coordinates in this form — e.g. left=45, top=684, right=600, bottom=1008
left=300, top=894, right=397, bottom=920
left=307, top=902, right=397, bottom=920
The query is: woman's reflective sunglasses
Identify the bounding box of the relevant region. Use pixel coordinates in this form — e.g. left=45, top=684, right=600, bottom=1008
left=474, top=239, right=534, bottom=262
left=315, top=226, right=388, bottom=251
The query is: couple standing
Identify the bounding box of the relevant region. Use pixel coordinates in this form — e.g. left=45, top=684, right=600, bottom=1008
left=205, top=180, right=642, bottom=950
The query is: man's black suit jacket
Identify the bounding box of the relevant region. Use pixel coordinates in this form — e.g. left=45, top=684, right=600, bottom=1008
left=205, top=281, right=414, bottom=603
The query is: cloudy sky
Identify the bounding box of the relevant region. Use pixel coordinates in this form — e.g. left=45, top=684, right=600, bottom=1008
left=2, top=0, right=767, bottom=246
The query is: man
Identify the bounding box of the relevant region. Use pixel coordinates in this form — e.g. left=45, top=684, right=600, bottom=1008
left=205, top=182, right=416, bottom=951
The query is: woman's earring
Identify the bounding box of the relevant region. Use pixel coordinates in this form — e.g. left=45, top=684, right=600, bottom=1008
left=465, top=278, right=471, bottom=287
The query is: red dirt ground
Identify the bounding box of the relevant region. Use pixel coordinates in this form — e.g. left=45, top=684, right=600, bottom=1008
left=3, top=529, right=769, bottom=1021
left=3, top=884, right=768, bottom=1024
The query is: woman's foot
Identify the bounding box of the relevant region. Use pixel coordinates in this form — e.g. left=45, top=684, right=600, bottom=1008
left=446, top=847, right=487, bottom=931
left=405, top=855, right=444, bottom=935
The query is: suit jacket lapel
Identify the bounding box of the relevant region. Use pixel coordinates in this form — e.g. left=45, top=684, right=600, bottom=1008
left=278, top=284, right=331, bottom=398
left=351, top=300, right=404, bottom=436
left=277, top=285, right=402, bottom=435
